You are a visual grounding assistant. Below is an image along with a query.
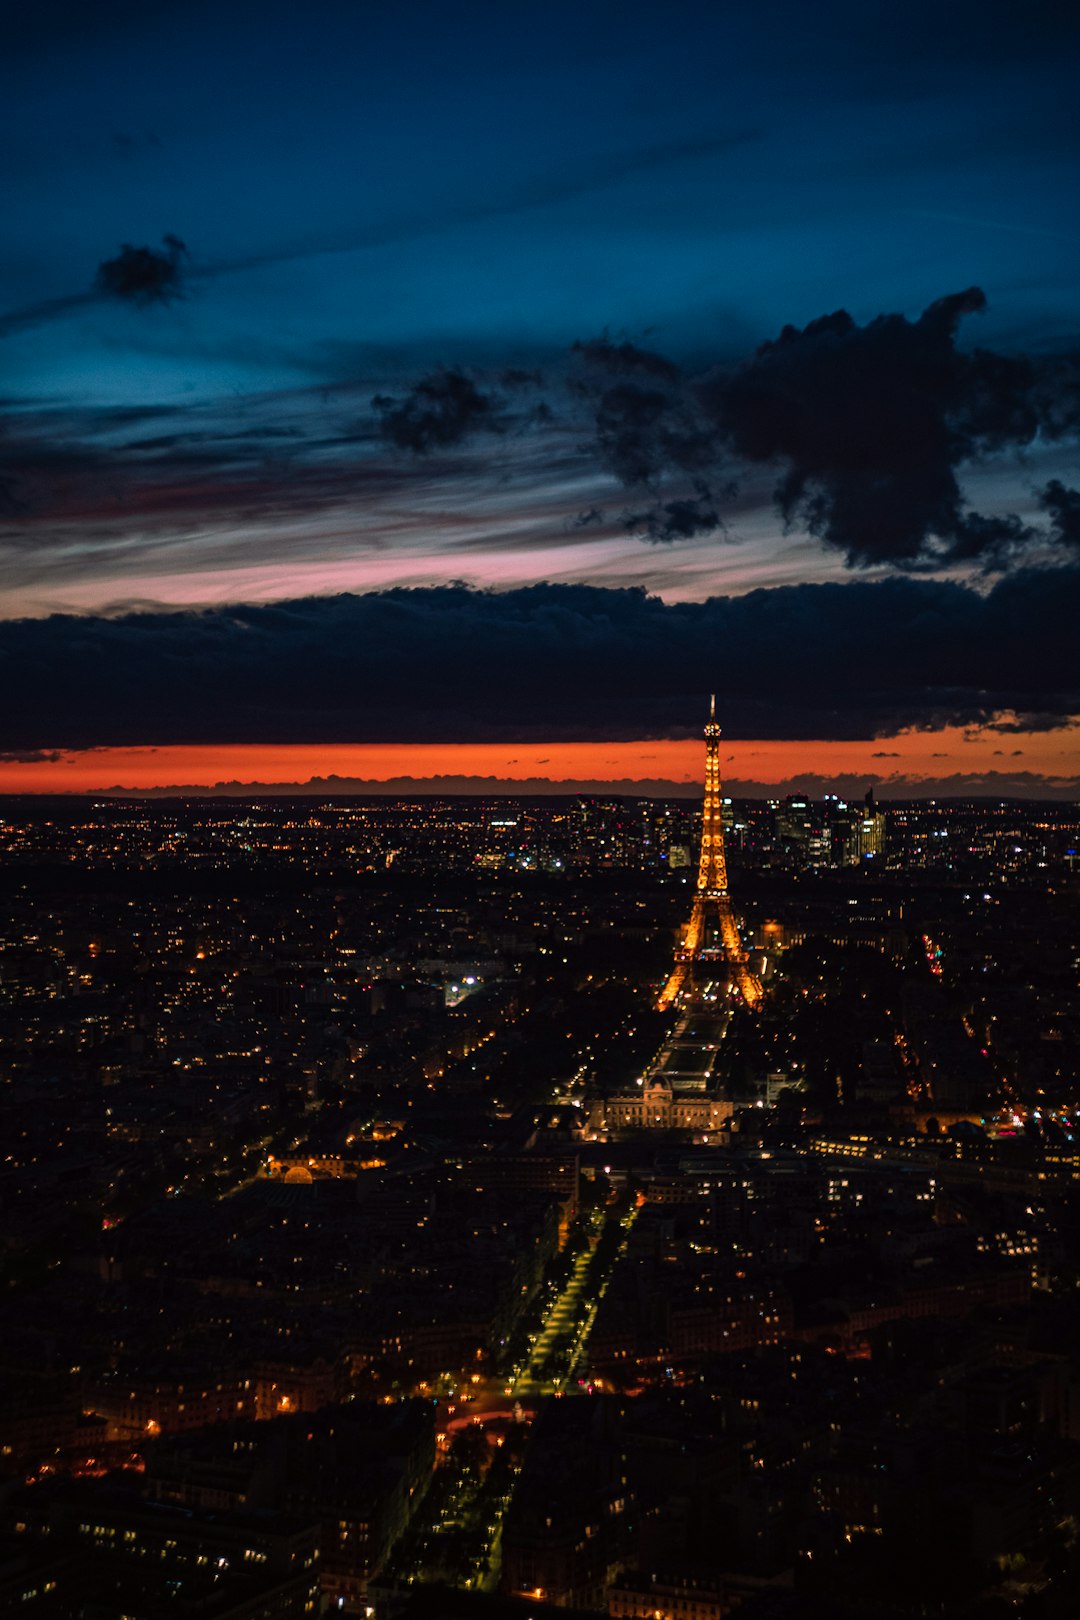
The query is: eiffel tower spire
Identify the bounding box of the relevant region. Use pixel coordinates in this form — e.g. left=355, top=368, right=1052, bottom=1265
left=658, top=699, right=762, bottom=1009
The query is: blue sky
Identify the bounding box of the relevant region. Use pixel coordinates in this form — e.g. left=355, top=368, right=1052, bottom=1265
left=4, top=0, right=1077, bottom=408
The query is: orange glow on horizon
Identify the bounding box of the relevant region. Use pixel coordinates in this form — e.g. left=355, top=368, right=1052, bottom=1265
left=0, top=723, right=1077, bottom=795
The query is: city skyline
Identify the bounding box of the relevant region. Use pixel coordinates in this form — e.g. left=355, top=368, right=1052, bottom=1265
left=4, top=727, right=1080, bottom=1610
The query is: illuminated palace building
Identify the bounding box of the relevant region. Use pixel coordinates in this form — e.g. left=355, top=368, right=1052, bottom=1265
left=590, top=699, right=764, bottom=1140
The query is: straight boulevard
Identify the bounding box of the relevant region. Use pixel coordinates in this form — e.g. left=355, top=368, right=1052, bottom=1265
left=388, top=1197, right=639, bottom=1593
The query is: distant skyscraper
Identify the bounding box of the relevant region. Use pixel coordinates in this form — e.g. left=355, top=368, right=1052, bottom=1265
left=854, top=786, right=886, bottom=862
left=775, top=794, right=813, bottom=851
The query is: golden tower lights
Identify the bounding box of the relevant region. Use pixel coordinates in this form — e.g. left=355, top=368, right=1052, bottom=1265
left=658, top=695, right=762, bottom=1009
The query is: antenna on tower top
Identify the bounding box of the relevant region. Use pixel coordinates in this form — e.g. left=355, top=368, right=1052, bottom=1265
left=709, top=693, right=715, bottom=720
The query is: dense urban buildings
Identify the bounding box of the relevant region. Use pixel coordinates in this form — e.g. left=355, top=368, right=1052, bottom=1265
left=2, top=762, right=1080, bottom=1617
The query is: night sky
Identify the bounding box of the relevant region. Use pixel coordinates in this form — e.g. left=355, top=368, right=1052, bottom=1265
left=2, top=0, right=1079, bottom=796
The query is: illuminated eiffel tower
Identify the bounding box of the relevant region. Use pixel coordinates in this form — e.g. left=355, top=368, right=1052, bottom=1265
left=658, top=696, right=762, bottom=1009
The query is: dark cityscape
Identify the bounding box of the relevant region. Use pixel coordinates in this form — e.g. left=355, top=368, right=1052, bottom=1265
left=3, top=758, right=1080, bottom=1616
left=3, top=1, right=1080, bottom=1615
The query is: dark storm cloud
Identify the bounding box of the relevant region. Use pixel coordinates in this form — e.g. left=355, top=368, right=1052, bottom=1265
left=985, top=711, right=1077, bottom=734
left=577, top=289, right=1080, bottom=569
left=944, top=511, right=1035, bottom=566
left=715, top=289, right=1044, bottom=567
left=95, top=234, right=188, bottom=305
left=4, top=573, right=1080, bottom=751
left=570, top=507, right=604, bottom=529
left=571, top=338, right=680, bottom=383
left=373, top=370, right=504, bottom=453
left=572, top=338, right=712, bottom=492
left=626, top=482, right=724, bottom=543
left=0, top=234, right=190, bottom=336
left=592, top=383, right=714, bottom=490
left=1040, top=480, right=1080, bottom=549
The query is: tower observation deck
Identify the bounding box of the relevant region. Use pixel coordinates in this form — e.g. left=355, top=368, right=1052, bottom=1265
left=658, top=697, right=762, bottom=1009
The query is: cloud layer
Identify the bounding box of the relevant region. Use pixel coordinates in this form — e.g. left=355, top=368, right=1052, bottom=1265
left=2, top=286, right=1078, bottom=613
left=86, top=769, right=1080, bottom=803
left=3, top=573, right=1080, bottom=750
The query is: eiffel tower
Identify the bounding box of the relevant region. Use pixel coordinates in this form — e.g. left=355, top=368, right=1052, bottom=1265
left=658, top=696, right=762, bottom=1009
